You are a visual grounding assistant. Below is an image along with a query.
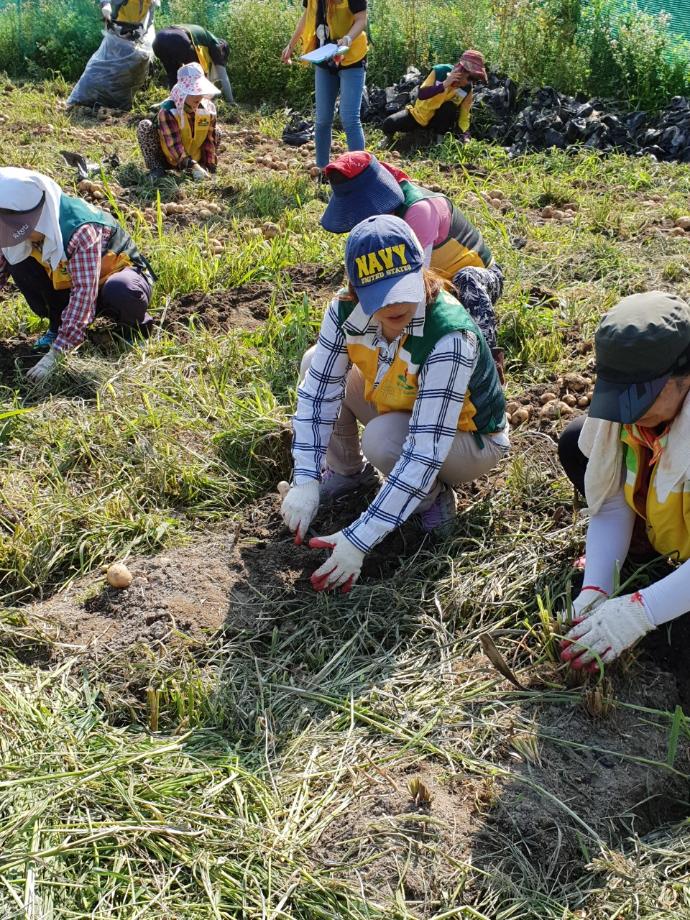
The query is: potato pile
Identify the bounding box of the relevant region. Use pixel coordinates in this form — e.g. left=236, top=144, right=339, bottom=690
left=77, top=178, right=107, bottom=201
left=540, top=203, right=578, bottom=220
left=482, top=190, right=512, bottom=213
left=507, top=371, right=594, bottom=428
left=668, top=215, right=690, bottom=237
left=144, top=199, right=223, bottom=222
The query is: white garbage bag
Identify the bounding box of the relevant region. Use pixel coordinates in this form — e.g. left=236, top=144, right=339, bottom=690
left=67, top=27, right=154, bottom=111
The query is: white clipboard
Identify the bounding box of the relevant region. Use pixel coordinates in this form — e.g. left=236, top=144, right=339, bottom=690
left=300, top=43, right=349, bottom=64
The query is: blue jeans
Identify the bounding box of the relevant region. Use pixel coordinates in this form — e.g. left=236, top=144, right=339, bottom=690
left=314, top=64, right=366, bottom=168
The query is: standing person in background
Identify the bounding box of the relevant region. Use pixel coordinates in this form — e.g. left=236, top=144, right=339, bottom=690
left=99, top=0, right=159, bottom=35
left=67, top=0, right=160, bottom=110
left=153, top=23, right=235, bottom=105
left=0, top=168, right=155, bottom=382
left=382, top=50, right=487, bottom=145
left=281, top=0, right=368, bottom=170
left=137, top=63, right=221, bottom=181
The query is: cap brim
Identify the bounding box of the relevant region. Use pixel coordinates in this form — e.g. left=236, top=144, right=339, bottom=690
left=184, top=77, right=221, bottom=97
left=321, top=165, right=405, bottom=233
left=589, top=373, right=670, bottom=423
left=0, top=192, right=45, bottom=248
left=356, top=269, right=425, bottom=316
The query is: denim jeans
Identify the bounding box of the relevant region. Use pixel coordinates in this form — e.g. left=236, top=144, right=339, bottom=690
left=314, top=64, right=366, bottom=168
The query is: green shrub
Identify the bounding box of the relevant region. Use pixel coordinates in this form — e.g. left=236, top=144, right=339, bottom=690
left=0, top=0, right=687, bottom=110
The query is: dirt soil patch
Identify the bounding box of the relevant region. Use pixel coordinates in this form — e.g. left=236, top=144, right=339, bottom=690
left=24, top=482, right=420, bottom=661
left=163, top=263, right=343, bottom=334
left=0, top=335, right=39, bottom=387
left=318, top=663, right=690, bottom=914
left=164, top=285, right=272, bottom=333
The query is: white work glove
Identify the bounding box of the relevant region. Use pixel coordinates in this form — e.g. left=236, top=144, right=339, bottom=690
left=558, top=585, right=609, bottom=626
left=560, top=592, right=654, bottom=670
left=101, top=2, right=112, bottom=22
left=190, top=162, right=210, bottom=181
left=26, top=348, right=59, bottom=383
left=278, top=480, right=319, bottom=545
left=308, top=531, right=364, bottom=594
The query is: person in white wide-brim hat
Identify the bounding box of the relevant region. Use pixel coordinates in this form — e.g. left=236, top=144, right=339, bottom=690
left=136, top=62, right=222, bottom=181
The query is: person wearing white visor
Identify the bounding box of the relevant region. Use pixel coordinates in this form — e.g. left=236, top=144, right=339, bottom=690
left=279, top=214, right=509, bottom=593
left=136, top=62, right=222, bottom=181
left=0, top=168, right=155, bottom=382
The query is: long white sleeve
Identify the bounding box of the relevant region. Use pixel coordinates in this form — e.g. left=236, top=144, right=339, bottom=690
left=640, top=560, right=690, bottom=626
left=581, top=488, right=636, bottom=594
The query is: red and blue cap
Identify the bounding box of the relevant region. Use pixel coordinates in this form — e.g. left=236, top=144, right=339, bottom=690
left=345, top=214, right=425, bottom=316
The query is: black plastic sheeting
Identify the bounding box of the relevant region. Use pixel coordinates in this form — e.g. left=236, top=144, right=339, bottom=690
left=362, top=69, right=690, bottom=163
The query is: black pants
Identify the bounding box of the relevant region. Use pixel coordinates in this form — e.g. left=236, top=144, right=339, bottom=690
left=558, top=415, right=587, bottom=496
left=153, top=27, right=201, bottom=88
left=382, top=101, right=458, bottom=137
left=7, top=256, right=154, bottom=334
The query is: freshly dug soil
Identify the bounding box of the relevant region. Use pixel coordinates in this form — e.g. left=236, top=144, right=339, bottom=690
left=318, top=662, right=690, bottom=915
left=0, top=336, right=39, bottom=387
left=25, top=481, right=419, bottom=660
left=164, top=285, right=271, bottom=333
left=163, top=262, right=342, bottom=334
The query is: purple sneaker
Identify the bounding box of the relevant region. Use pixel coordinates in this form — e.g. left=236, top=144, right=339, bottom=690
left=319, top=463, right=379, bottom=502
left=418, top=485, right=458, bottom=534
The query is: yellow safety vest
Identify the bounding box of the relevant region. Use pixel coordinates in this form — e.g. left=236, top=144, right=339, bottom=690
left=409, top=66, right=474, bottom=132
left=338, top=289, right=505, bottom=435
left=622, top=427, right=690, bottom=561
left=302, top=0, right=367, bottom=66
left=194, top=43, right=213, bottom=76
left=113, top=0, right=154, bottom=26
left=160, top=106, right=213, bottom=166
left=30, top=248, right=133, bottom=291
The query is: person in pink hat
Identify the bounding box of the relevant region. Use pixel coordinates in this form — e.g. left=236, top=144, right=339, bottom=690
left=136, top=62, right=222, bottom=181
left=382, top=50, right=488, bottom=144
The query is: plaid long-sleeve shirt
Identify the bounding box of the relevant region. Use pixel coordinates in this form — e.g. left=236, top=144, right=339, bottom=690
left=293, top=298, right=494, bottom=552
left=157, top=106, right=218, bottom=170
left=0, top=224, right=113, bottom=352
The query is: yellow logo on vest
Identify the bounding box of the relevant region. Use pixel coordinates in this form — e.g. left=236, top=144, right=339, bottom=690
left=354, top=244, right=410, bottom=286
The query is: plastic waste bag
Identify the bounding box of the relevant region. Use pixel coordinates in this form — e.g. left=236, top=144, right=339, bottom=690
left=68, top=28, right=154, bottom=111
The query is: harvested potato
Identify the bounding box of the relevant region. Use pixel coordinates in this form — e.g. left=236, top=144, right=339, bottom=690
left=511, top=407, right=530, bottom=425
left=106, top=563, right=133, bottom=589
left=541, top=206, right=554, bottom=218
left=539, top=392, right=558, bottom=404
left=675, top=216, right=690, bottom=231
left=577, top=395, right=591, bottom=408
left=262, top=221, right=280, bottom=239
left=562, top=394, right=578, bottom=407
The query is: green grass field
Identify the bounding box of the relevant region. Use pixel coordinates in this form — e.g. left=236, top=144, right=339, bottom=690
left=1, top=75, right=690, bottom=918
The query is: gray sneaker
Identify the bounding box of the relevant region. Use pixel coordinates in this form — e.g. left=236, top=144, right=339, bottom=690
left=319, top=463, right=379, bottom=502
left=418, top=485, right=457, bottom=534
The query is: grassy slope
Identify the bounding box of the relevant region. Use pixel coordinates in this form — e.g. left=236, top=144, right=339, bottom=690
left=0, top=77, right=689, bottom=918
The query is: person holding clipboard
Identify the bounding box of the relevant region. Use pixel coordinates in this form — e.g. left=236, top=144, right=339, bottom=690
left=282, top=0, right=368, bottom=170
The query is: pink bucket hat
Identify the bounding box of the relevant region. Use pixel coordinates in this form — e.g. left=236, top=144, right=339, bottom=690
left=170, top=62, right=220, bottom=114
left=456, top=50, right=487, bottom=82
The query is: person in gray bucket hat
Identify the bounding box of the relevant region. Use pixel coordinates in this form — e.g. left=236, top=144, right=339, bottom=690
left=556, top=291, right=690, bottom=671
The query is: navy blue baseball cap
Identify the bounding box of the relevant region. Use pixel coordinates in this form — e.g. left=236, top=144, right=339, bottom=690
left=321, top=153, right=405, bottom=234
left=345, top=214, right=425, bottom=316
left=589, top=292, right=690, bottom=423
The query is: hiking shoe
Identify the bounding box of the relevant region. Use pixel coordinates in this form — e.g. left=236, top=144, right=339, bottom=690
left=418, top=485, right=457, bottom=534
left=319, top=463, right=379, bottom=502
left=33, top=330, right=58, bottom=351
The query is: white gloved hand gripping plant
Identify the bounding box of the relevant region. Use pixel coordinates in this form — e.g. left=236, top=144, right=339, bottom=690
left=308, top=531, right=364, bottom=594
left=561, top=592, right=654, bottom=670
left=26, top=347, right=59, bottom=383
left=278, top=480, right=320, bottom=545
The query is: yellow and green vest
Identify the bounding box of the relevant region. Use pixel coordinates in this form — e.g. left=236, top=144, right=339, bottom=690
left=302, top=0, right=368, bottom=67
left=621, top=425, right=690, bottom=561
left=178, top=24, right=222, bottom=76
left=159, top=99, right=212, bottom=166
left=112, top=0, right=154, bottom=26
left=337, top=288, right=505, bottom=437
left=395, top=180, right=493, bottom=276
left=409, top=65, right=474, bottom=132
left=31, top=195, right=149, bottom=291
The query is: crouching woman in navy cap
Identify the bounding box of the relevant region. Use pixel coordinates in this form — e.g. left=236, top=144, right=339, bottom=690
left=278, top=214, right=509, bottom=592
left=558, top=292, right=690, bottom=670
